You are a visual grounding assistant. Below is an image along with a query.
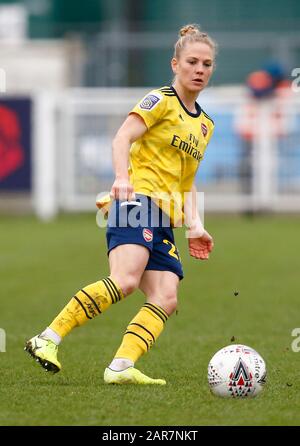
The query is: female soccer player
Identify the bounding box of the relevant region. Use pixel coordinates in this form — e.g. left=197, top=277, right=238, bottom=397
left=25, top=24, right=217, bottom=385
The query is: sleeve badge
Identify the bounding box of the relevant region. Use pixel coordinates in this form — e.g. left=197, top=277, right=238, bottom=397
left=139, top=93, right=162, bottom=110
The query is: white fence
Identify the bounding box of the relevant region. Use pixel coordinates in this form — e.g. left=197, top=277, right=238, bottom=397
left=33, top=87, right=300, bottom=219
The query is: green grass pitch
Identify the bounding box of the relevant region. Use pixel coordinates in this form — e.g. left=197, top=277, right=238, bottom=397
left=0, top=213, right=300, bottom=426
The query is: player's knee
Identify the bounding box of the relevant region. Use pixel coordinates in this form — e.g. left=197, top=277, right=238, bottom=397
left=116, top=274, right=140, bottom=297
left=150, top=290, right=178, bottom=316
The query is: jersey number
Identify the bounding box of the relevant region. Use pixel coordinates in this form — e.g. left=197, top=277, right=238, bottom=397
left=163, top=239, right=179, bottom=260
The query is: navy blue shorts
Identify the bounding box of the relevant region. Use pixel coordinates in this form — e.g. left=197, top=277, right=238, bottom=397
left=106, top=194, right=184, bottom=280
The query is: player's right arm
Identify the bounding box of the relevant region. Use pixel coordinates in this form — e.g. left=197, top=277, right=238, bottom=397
left=185, top=183, right=214, bottom=260
left=110, top=113, right=147, bottom=201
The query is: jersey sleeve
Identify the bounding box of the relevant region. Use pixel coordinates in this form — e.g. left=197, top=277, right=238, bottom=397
left=129, top=90, right=167, bottom=129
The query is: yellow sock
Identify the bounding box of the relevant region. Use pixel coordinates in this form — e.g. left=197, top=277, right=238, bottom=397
left=114, top=302, right=169, bottom=363
left=49, top=277, right=123, bottom=338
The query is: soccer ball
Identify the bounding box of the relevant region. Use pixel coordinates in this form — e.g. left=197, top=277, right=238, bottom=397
left=208, top=344, right=266, bottom=398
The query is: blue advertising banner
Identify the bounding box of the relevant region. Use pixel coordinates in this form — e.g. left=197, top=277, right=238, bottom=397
left=0, top=98, right=32, bottom=191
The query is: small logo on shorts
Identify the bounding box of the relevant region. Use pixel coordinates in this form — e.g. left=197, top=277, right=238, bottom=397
left=143, top=228, right=153, bottom=242
left=201, top=123, right=208, bottom=137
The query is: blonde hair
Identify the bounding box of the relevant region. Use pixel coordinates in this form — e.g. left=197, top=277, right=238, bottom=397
left=174, top=24, right=217, bottom=59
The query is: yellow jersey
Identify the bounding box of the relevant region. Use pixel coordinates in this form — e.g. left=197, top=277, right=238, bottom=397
left=129, top=86, right=214, bottom=224
left=97, top=86, right=214, bottom=226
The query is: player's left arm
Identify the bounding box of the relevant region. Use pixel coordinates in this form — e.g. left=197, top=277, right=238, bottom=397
left=184, top=183, right=214, bottom=260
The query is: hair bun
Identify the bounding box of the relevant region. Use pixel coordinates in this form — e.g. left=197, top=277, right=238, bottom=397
left=179, top=24, right=201, bottom=37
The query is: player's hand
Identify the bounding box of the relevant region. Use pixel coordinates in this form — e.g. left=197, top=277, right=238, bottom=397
left=110, top=177, right=136, bottom=201
left=188, top=229, right=214, bottom=260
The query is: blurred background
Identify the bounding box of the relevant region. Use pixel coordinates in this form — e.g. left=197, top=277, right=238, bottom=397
left=1, top=1, right=300, bottom=426
left=0, top=0, right=300, bottom=218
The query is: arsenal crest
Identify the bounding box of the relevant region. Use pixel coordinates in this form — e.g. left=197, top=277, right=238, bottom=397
left=143, top=228, right=153, bottom=242
left=201, top=123, right=208, bottom=137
